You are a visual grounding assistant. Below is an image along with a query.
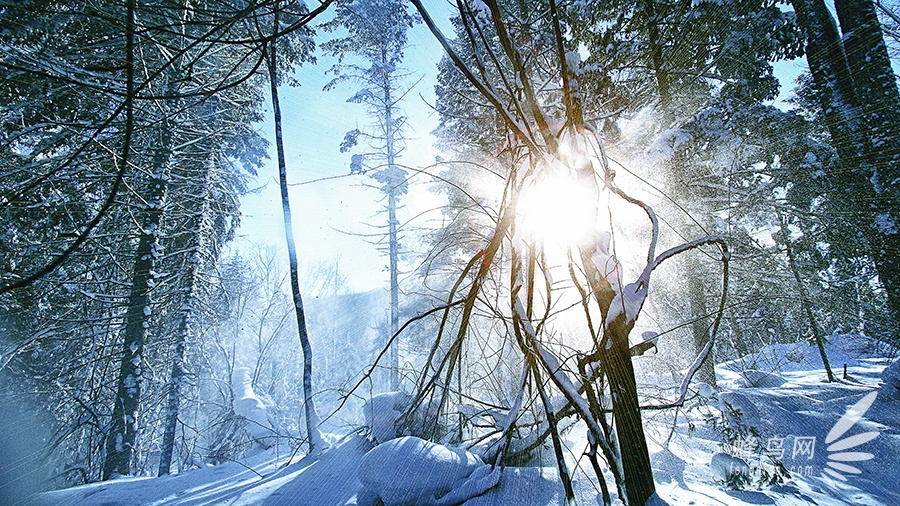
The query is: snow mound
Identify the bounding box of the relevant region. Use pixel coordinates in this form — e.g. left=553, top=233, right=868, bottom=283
left=356, top=436, right=500, bottom=506
left=364, top=391, right=414, bottom=444
left=721, top=333, right=874, bottom=375
left=363, top=391, right=441, bottom=444
left=643, top=491, right=671, bottom=506
left=718, top=391, right=761, bottom=428
left=738, top=369, right=787, bottom=388
left=232, top=367, right=274, bottom=447
left=709, top=451, right=750, bottom=483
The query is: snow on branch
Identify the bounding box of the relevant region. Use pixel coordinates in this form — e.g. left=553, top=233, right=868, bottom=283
left=643, top=236, right=730, bottom=411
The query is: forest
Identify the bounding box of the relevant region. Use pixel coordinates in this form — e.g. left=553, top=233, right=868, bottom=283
left=1, top=0, right=899, bottom=505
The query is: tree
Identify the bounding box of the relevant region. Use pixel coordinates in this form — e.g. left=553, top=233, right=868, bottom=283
left=572, top=0, right=803, bottom=388
left=321, top=0, right=419, bottom=390
left=406, top=1, right=732, bottom=503
left=261, top=0, right=327, bottom=452
left=0, top=0, right=294, bottom=482
left=790, top=0, right=900, bottom=332
left=157, top=90, right=258, bottom=475
left=658, top=96, right=845, bottom=379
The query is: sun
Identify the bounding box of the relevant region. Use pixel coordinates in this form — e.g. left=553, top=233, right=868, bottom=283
left=516, top=170, right=599, bottom=251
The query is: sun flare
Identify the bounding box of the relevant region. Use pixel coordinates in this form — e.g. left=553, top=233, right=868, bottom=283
left=516, top=172, right=599, bottom=250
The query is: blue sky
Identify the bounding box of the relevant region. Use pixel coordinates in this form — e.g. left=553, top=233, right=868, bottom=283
left=234, top=1, right=457, bottom=293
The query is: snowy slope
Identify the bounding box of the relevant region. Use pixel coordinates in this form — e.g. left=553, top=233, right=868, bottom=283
left=27, top=335, right=899, bottom=506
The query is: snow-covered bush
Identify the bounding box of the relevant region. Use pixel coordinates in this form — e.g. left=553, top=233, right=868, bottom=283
left=356, top=436, right=500, bottom=506
left=705, top=393, right=788, bottom=489
left=363, top=391, right=444, bottom=444
left=710, top=451, right=751, bottom=488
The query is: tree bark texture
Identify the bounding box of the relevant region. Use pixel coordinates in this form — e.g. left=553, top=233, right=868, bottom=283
left=791, top=0, right=900, bottom=331
left=104, top=125, right=172, bottom=480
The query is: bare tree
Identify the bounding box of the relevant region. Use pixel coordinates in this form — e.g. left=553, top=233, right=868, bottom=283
left=396, top=2, right=731, bottom=504
left=262, top=0, right=328, bottom=452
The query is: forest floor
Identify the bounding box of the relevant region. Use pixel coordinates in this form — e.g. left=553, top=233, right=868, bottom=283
left=29, top=334, right=900, bottom=506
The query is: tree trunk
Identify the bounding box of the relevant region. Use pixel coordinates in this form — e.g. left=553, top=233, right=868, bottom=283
left=777, top=212, right=835, bottom=382
left=158, top=152, right=214, bottom=476
left=791, top=0, right=900, bottom=332
left=641, top=0, right=672, bottom=124
left=383, top=58, right=401, bottom=391
left=835, top=0, right=900, bottom=331
left=388, top=189, right=400, bottom=390
left=728, top=314, right=749, bottom=357
left=267, top=11, right=322, bottom=451
left=600, top=318, right=656, bottom=505
left=687, top=262, right=717, bottom=387
left=581, top=247, right=656, bottom=505
left=835, top=0, right=900, bottom=139
left=103, top=125, right=172, bottom=480
left=158, top=297, right=191, bottom=476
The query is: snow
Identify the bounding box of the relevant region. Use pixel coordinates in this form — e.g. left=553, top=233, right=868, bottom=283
left=605, top=280, right=647, bottom=327
left=355, top=436, right=498, bottom=506
left=738, top=369, right=788, bottom=388
left=362, top=391, right=441, bottom=444
left=30, top=335, right=900, bottom=506
left=363, top=391, right=414, bottom=444
left=232, top=367, right=275, bottom=448
left=564, top=50, right=583, bottom=76
left=709, top=451, right=751, bottom=483
left=469, top=0, right=491, bottom=21
left=880, top=360, right=900, bottom=400
left=874, top=213, right=898, bottom=235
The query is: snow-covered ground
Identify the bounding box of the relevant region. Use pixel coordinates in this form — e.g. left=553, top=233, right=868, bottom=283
left=27, top=334, right=900, bottom=506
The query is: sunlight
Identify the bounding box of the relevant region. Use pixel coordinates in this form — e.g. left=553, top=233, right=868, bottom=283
left=516, top=169, right=599, bottom=250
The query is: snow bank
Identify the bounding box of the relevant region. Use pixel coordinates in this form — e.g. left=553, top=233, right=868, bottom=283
left=881, top=359, right=900, bottom=401
left=232, top=367, right=274, bottom=447
left=356, top=436, right=500, bottom=506
left=720, top=333, right=875, bottom=375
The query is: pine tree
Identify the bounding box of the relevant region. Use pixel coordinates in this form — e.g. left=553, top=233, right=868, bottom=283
left=321, top=0, right=418, bottom=390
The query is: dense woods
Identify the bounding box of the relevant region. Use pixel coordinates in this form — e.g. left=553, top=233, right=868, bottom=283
left=1, top=0, right=898, bottom=504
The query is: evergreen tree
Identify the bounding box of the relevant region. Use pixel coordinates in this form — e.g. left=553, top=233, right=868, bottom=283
left=321, top=0, right=419, bottom=390
left=790, top=0, right=900, bottom=332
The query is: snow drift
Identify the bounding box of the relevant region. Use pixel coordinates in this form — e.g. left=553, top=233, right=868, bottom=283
left=356, top=436, right=500, bottom=506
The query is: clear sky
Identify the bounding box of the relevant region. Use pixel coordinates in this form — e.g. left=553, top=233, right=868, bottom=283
left=233, top=1, right=457, bottom=293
